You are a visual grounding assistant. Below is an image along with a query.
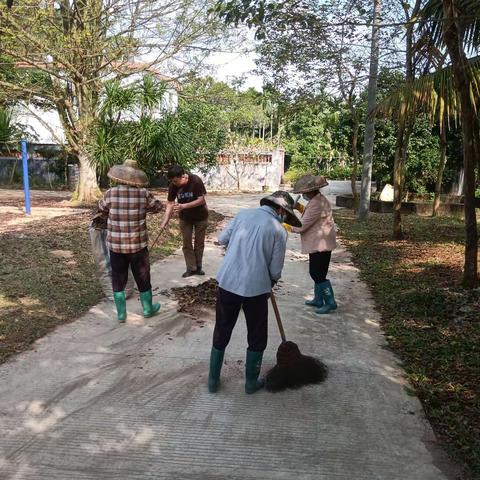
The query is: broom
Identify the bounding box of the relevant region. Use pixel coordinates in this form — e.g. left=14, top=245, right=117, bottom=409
left=265, top=292, right=328, bottom=392
left=149, top=225, right=166, bottom=250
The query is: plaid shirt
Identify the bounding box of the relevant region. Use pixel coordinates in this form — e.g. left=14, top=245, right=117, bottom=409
left=98, top=185, right=163, bottom=254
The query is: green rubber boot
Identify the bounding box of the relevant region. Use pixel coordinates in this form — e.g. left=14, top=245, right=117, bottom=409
left=139, top=290, right=161, bottom=318
left=315, top=280, right=337, bottom=314
left=208, top=346, right=225, bottom=393
left=245, top=349, right=265, bottom=394
left=305, top=283, right=324, bottom=308
left=113, top=291, right=127, bottom=323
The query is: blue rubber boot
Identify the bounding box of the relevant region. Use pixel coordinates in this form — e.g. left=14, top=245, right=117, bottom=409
left=305, top=283, right=324, bottom=308
left=113, top=291, right=127, bottom=323
left=315, top=280, right=337, bottom=314
left=208, top=346, right=225, bottom=393
left=245, top=349, right=265, bottom=394
left=139, top=290, right=161, bottom=318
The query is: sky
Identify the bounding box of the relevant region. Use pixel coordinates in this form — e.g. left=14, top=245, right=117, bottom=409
left=205, top=50, right=264, bottom=91
left=200, top=27, right=264, bottom=91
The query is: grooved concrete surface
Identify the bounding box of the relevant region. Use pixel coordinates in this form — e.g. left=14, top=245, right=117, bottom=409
left=0, top=194, right=456, bottom=480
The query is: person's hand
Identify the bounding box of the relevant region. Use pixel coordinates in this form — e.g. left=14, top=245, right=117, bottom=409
left=294, top=194, right=305, bottom=214
left=282, top=222, right=292, bottom=232
left=294, top=202, right=305, bottom=214
left=176, top=204, right=186, bottom=212
left=91, top=212, right=107, bottom=229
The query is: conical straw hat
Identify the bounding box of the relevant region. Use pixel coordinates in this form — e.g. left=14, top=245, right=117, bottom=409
left=107, top=159, right=149, bottom=187
left=293, top=175, right=328, bottom=194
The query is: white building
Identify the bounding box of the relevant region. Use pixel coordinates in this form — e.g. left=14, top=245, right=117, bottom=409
left=14, top=63, right=180, bottom=144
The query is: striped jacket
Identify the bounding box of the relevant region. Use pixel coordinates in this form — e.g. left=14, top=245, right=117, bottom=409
left=98, top=185, right=163, bottom=254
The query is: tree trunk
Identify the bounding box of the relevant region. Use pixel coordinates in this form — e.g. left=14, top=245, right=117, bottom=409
left=393, top=0, right=419, bottom=239
left=73, top=150, right=101, bottom=202
left=432, top=120, right=447, bottom=216
left=350, top=115, right=360, bottom=209
left=393, top=114, right=407, bottom=239
left=9, top=158, right=18, bottom=184
left=458, top=98, right=479, bottom=287
left=393, top=115, right=412, bottom=239
left=234, top=157, right=240, bottom=191
left=358, top=0, right=381, bottom=221
left=443, top=0, right=479, bottom=287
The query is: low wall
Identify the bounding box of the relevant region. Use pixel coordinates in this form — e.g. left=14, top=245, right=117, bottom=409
left=335, top=195, right=477, bottom=219
left=193, top=149, right=284, bottom=192
left=0, top=144, right=71, bottom=189
left=0, top=156, right=65, bottom=188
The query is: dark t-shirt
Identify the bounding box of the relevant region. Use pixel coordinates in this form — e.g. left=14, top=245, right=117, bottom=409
left=168, top=174, right=208, bottom=222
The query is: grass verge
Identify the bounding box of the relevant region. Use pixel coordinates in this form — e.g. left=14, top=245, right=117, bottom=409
left=335, top=209, right=480, bottom=479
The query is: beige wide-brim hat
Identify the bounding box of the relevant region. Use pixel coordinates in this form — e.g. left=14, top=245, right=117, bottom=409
left=107, top=159, right=149, bottom=187
left=260, top=194, right=302, bottom=228
left=293, top=174, right=328, bottom=194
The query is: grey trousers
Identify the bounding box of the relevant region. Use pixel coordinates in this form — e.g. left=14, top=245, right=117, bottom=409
left=179, top=218, right=208, bottom=271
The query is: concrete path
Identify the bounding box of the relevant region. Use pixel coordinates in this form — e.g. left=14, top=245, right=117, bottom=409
left=0, top=194, right=456, bottom=479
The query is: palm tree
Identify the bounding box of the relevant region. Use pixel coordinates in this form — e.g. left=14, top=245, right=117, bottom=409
left=93, top=76, right=194, bottom=181
left=375, top=0, right=480, bottom=286
left=419, top=0, right=480, bottom=287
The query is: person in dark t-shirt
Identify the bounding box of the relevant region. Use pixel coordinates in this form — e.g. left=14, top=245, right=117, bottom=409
left=160, top=165, right=209, bottom=277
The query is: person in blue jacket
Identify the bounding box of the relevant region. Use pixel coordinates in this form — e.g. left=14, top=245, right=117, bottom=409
left=208, top=193, right=302, bottom=394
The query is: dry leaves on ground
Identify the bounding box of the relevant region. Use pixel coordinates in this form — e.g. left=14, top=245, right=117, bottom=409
left=162, top=278, right=218, bottom=315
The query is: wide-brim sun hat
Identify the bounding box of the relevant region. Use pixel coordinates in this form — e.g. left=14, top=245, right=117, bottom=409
left=107, top=159, right=149, bottom=187
left=293, top=174, right=328, bottom=194
left=260, top=193, right=302, bottom=228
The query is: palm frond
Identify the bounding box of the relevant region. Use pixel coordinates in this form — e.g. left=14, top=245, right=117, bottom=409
left=420, top=0, right=480, bottom=53
left=375, top=55, right=480, bottom=127
left=0, top=107, right=21, bottom=151
left=100, top=80, right=137, bottom=121
left=137, top=75, right=168, bottom=118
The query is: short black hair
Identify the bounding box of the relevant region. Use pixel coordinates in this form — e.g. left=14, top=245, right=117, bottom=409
left=168, top=165, right=185, bottom=179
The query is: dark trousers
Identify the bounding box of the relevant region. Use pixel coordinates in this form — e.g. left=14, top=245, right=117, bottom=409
left=309, top=251, right=332, bottom=283
left=110, top=247, right=151, bottom=293
left=213, top=287, right=269, bottom=352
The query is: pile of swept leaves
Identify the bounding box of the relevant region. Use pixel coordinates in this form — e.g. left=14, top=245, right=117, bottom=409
left=166, top=278, right=218, bottom=315
left=207, top=210, right=227, bottom=233
left=335, top=209, right=480, bottom=479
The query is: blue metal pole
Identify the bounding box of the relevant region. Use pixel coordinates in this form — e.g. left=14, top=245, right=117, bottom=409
left=21, top=140, right=31, bottom=215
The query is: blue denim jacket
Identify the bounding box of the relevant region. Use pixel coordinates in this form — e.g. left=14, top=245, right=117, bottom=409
left=216, top=205, right=288, bottom=297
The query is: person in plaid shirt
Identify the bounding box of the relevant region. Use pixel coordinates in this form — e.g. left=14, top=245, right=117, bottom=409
left=98, top=159, right=163, bottom=322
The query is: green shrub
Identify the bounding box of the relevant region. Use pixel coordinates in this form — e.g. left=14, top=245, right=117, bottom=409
left=319, top=164, right=354, bottom=180
left=284, top=163, right=358, bottom=184
left=283, top=166, right=313, bottom=184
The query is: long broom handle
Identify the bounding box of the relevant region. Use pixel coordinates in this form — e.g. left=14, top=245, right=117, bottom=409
left=270, top=292, right=287, bottom=342
left=149, top=226, right=166, bottom=250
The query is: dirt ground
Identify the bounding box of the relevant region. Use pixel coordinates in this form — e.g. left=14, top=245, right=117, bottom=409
left=0, top=188, right=72, bottom=205
left=0, top=188, right=235, bottom=234
left=0, top=189, right=88, bottom=233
